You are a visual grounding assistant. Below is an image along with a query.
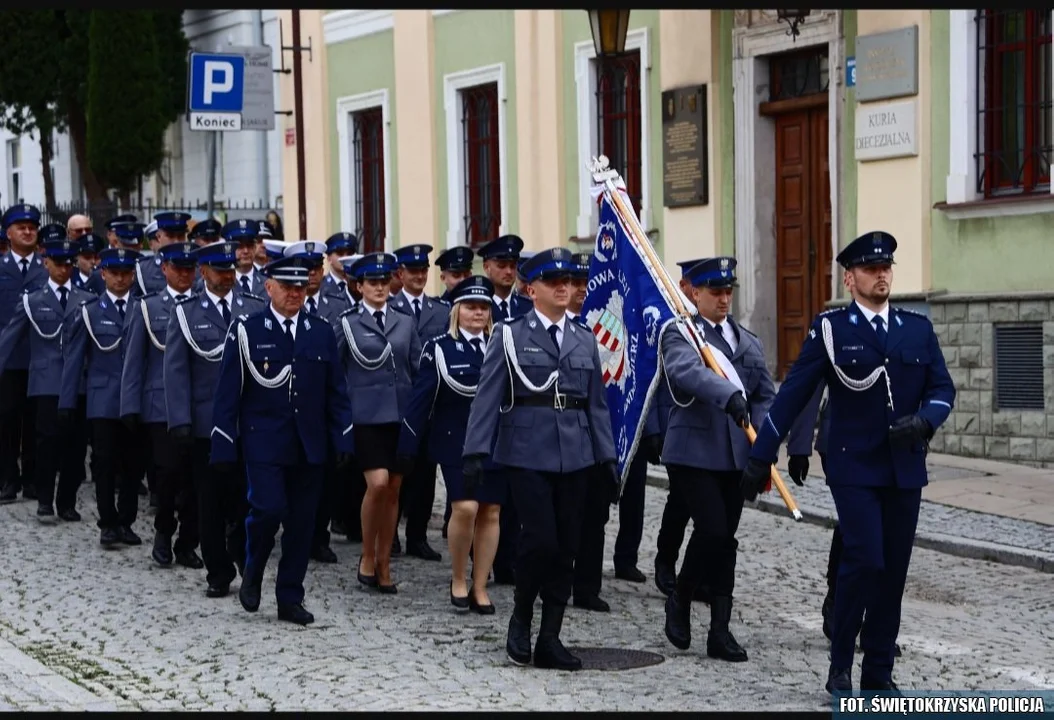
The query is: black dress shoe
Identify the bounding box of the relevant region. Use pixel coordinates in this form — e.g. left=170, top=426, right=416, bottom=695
left=615, top=565, right=646, bottom=583
left=119, top=526, right=142, bottom=546
left=152, top=532, right=174, bottom=567
left=664, top=594, right=691, bottom=650
left=175, top=549, right=204, bottom=569
left=654, top=560, right=677, bottom=597
left=860, top=676, right=901, bottom=694
left=391, top=536, right=402, bottom=555
left=100, top=528, right=121, bottom=548
left=239, top=581, right=261, bottom=612
left=58, top=507, right=81, bottom=522
left=506, top=614, right=532, bottom=666
left=310, top=545, right=339, bottom=564
left=468, top=592, right=496, bottom=615
left=377, top=582, right=398, bottom=595
left=356, top=557, right=377, bottom=588
left=450, top=582, right=469, bottom=611
left=826, top=666, right=853, bottom=695
left=205, top=583, right=230, bottom=598
left=277, top=603, right=315, bottom=625
left=406, top=539, right=441, bottom=561
left=573, top=595, right=611, bottom=612
left=36, top=504, right=56, bottom=523
left=0, top=483, right=20, bottom=505
left=21, top=484, right=37, bottom=500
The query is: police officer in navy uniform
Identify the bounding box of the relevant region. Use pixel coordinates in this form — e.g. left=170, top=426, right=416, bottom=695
left=463, top=247, right=618, bottom=672
left=189, top=218, right=222, bottom=246
left=0, top=238, right=93, bottom=520
left=223, top=219, right=267, bottom=297
left=389, top=243, right=450, bottom=561
left=746, top=233, right=946, bottom=694
left=59, top=247, right=147, bottom=548
left=478, top=234, right=533, bottom=323
left=435, top=246, right=474, bottom=304
left=660, top=256, right=776, bottom=663
left=321, top=232, right=359, bottom=303
left=104, top=214, right=139, bottom=249
left=73, top=232, right=106, bottom=294
left=164, top=241, right=266, bottom=598
left=211, top=253, right=355, bottom=625
left=121, top=241, right=205, bottom=569
left=0, top=203, right=48, bottom=505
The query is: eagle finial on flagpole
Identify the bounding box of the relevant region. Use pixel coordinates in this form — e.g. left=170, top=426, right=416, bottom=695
left=589, top=155, right=619, bottom=184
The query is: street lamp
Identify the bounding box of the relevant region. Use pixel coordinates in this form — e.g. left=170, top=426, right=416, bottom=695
left=587, top=9, right=631, bottom=57
left=777, top=9, right=810, bottom=40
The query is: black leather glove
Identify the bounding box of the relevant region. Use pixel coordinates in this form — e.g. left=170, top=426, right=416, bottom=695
left=463, top=454, right=486, bottom=495
left=724, top=391, right=749, bottom=428
left=740, top=457, right=771, bottom=502
left=641, top=434, right=662, bottom=465
left=603, top=461, right=621, bottom=505
left=787, top=455, right=809, bottom=487
left=888, top=415, right=933, bottom=448
left=56, top=409, right=73, bottom=426
left=394, top=454, right=415, bottom=478
left=121, top=413, right=140, bottom=432
left=169, top=424, right=193, bottom=451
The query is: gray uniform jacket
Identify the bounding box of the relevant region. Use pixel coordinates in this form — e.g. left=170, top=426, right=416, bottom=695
left=462, top=311, right=617, bottom=474
left=304, top=291, right=352, bottom=339
left=136, top=255, right=167, bottom=296
left=59, top=294, right=138, bottom=419
left=0, top=251, right=49, bottom=370
left=120, top=290, right=184, bottom=424
left=337, top=304, right=421, bottom=426
left=659, top=316, right=776, bottom=472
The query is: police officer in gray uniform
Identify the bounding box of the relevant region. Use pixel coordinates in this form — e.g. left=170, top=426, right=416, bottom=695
left=59, top=247, right=147, bottom=549
left=390, top=243, right=450, bottom=561
left=164, top=241, right=267, bottom=598
left=137, top=214, right=190, bottom=295
left=121, top=241, right=204, bottom=569
left=463, top=247, right=618, bottom=672
left=0, top=238, right=93, bottom=520
left=659, top=256, right=775, bottom=663
left=225, top=220, right=267, bottom=297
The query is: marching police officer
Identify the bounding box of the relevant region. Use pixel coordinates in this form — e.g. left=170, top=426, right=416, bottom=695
left=136, top=212, right=191, bottom=296
left=436, top=246, right=475, bottom=303
left=743, top=232, right=948, bottom=694
left=211, top=252, right=355, bottom=625
left=479, top=235, right=533, bottom=323
left=0, top=204, right=47, bottom=505
left=189, top=218, right=222, bottom=246
left=463, top=247, right=617, bottom=672
left=59, top=247, right=147, bottom=548
left=164, top=241, right=266, bottom=598
left=0, top=238, right=93, bottom=520
left=73, top=232, right=106, bottom=294
left=104, top=214, right=139, bottom=249
left=121, top=241, right=204, bottom=568
left=223, top=220, right=266, bottom=297
left=660, top=256, right=775, bottom=663
left=321, top=232, right=359, bottom=303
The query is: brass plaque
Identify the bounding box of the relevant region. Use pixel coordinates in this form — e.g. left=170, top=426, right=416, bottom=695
left=662, top=85, right=708, bottom=208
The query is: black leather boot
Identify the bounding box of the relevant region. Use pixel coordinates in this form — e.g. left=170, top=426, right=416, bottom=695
left=664, top=591, right=692, bottom=650
left=506, top=591, right=533, bottom=666
left=533, top=603, right=581, bottom=671
left=706, top=596, right=748, bottom=662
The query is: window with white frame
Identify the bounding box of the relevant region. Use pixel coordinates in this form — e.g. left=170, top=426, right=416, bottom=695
left=460, top=81, right=501, bottom=248
left=352, top=106, right=386, bottom=254
left=7, top=139, right=21, bottom=204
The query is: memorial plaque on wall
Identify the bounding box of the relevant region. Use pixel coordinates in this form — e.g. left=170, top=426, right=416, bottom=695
left=662, top=85, right=708, bottom=208
left=855, top=26, right=919, bottom=102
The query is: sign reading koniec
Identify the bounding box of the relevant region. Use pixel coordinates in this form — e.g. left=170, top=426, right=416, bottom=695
left=187, top=46, right=275, bottom=132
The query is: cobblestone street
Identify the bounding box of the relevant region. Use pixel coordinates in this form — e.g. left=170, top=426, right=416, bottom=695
left=1, top=478, right=1051, bottom=711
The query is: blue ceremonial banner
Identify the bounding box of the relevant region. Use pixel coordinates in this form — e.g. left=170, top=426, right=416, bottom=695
left=582, top=190, right=677, bottom=485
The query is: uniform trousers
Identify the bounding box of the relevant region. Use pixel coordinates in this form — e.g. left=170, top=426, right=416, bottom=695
left=400, top=444, right=437, bottom=544
left=828, top=484, right=920, bottom=681
left=665, top=465, right=744, bottom=598
left=612, top=450, right=648, bottom=571
left=312, top=448, right=339, bottom=550
left=91, top=418, right=145, bottom=530
left=193, top=439, right=247, bottom=587
left=509, top=467, right=589, bottom=608
left=71, top=395, right=89, bottom=487
left=655, top=486, right=692, bottom=568
left=244, top=457, right=324, bottom=606
left=148, top=423, right=198, bottom=552
left=572, top=465, right=610, bottom=600
left=341, top=461, right=367, bottom=541
left=0, top=369, right=35, bottom=490
left=34, top=396, right=84, bottom=511
left=492, top=468, right=520, bottom=583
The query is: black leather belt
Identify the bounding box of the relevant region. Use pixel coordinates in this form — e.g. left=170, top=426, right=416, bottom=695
left=516, top=394, right=588, bottom=411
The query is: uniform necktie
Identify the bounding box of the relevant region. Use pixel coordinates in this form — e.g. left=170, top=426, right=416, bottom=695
left=219, top=297, right=231, bottom=325
left=873, top=316, right=887, bottom=347
left=710, top=322, right=734, bottom=358
left=547, top=324, right=560, bottom=351
left=337, top=280, right=346, bottom=294
left=412, top=298, right=421, bottom=322
left=283, top=318, right=293, bottom=337
left=240, top=275, right=251, bottom=294
left=499, top=299, right=509, bottom=320
left=19, top=258, right=28, bottom=278
left=469, top=337, right=483, bottom=356
left=175, top=294, right=187, bottom=302
left=58, top=286, right=68, bottom=311
left=307, top=296, right=317, bottom=315
left=373, top=310, right=385, bottom=332
left=115, top=298, right=126, bottom=320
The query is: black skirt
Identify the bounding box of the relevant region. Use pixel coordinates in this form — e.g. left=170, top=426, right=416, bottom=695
left=352, top=423, right=400, bottom=472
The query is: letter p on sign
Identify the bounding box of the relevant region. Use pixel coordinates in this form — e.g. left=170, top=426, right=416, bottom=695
left=204, top=61, right=234, bottom=104
left=188, top=52, right=245, bottom=113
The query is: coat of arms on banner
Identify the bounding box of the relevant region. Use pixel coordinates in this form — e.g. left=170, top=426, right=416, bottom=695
left=586, top=292, right=627, bottom=390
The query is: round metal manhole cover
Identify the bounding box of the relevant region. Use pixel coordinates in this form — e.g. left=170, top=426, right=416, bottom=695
left=568, top=647, right=666, bottom=671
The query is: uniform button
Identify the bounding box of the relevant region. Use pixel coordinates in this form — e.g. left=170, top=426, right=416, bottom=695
left=885, top=358, right=889, bottom=364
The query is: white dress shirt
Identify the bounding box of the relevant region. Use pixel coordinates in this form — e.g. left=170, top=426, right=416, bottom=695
left=461, top=328, right=486, bottom=354
left=855, top=302, right=890, bottom=335
left=534, top=309, right=566, bottom=349
left=47, top=278, right=72, bottom=303
left=271, top=306, right=300, bottom=340
left=166, top=286, right=191, bottom=302
left=700, top=315, right=739, bottom=354
left=205, top=288, right=235, bottom=317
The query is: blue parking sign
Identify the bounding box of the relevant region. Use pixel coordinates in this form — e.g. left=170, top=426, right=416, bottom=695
left=188, top=53, right=246, bottom=113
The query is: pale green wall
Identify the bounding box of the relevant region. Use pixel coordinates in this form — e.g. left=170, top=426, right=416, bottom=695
left=929, top=11, right=1052, bottom=293
left=433, top=10, right=518, bottom=249
left=326, top=31, right=398, bottom=240
left=561, top=9, right=664, bottom=251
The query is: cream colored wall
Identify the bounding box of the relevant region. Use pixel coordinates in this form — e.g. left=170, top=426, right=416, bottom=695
left=658, top=10, right=723, bottom=276
left=854, top=11, right=932, bottom=293
left=514, top=10, right=566, bottom=251
left=277, top=9, right=331, bottom=241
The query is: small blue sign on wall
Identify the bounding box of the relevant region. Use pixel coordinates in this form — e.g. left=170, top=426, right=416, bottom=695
left=846, top=56, right=856, bottom=88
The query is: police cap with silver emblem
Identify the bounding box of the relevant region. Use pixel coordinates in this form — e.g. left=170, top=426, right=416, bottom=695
left=262, top=239, right=295, bottom=261
left=189, top=218, right=222, bottom=243
left=153, top=211, right=192, bottom=233
left=570, top=251, right=592, bottom=279
left=326, top=232, right=358, bottom=254
left=158, top=241, right=199, bottom=268
left=98, top=247, right=141, bottom=269
left=258, top=220, right=276, bottom=239
left=2, top=203, right=42, bottom=229
left=78, top=233, right=106, bottom=255
left=516, top=250, right=537, bottom=281
left=393, top=243, right=432, bottom=269
left=477, top=234, right=525, bottom=261
left=283, top=240, right=328, bottom=266
left=675, top=257, right=706, bottom=279
left=113, top=222, right=146, bottom=246
left=41, top=239, right=78, bottom=263
left=105, top=214, right=139, bottom=231
left=193, top=240, right=239, bottom=269
left=222, top=219, right=260, bottom=243
left=263, top=254, right=312, bottom=286
left=435, top=246, right=474, bottom=272
left=145, top=220, right=159, bottom=241
left=448, top=274, right=495, bottom=304
left=685, top=256, right=738, bottom=288
left=38, top=223, right=67, bottom=243
left=836, top=231, right=897, bottom=269
left=520, top=247, right=574, bottom=283
left=348, top=252, right=397, bottom=280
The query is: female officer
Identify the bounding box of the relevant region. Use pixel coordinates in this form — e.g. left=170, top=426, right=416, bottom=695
left=396, top=275, right=504, bottom=614
left=337, top=252, right=421, bottom=593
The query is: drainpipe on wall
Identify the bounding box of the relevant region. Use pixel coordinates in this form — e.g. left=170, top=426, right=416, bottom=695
left=251, top=9, right=271, bottom=207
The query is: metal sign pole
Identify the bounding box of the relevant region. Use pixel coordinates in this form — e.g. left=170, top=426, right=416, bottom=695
left=291, top=9, right=308, bottom=241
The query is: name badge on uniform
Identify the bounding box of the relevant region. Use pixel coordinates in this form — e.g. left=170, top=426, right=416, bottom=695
left=522, top=346, right=543, bottom=353
left=194, top=324, right=211, bottom=330
left=101, top=320, right=116, bottom=326
left=37, top=306, right=54, bottom=313
left=363, top=331, right=377, bottom=337
left=256, top=343, right=277, bottom=350
left=841, top=345, right=864, bottom=351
